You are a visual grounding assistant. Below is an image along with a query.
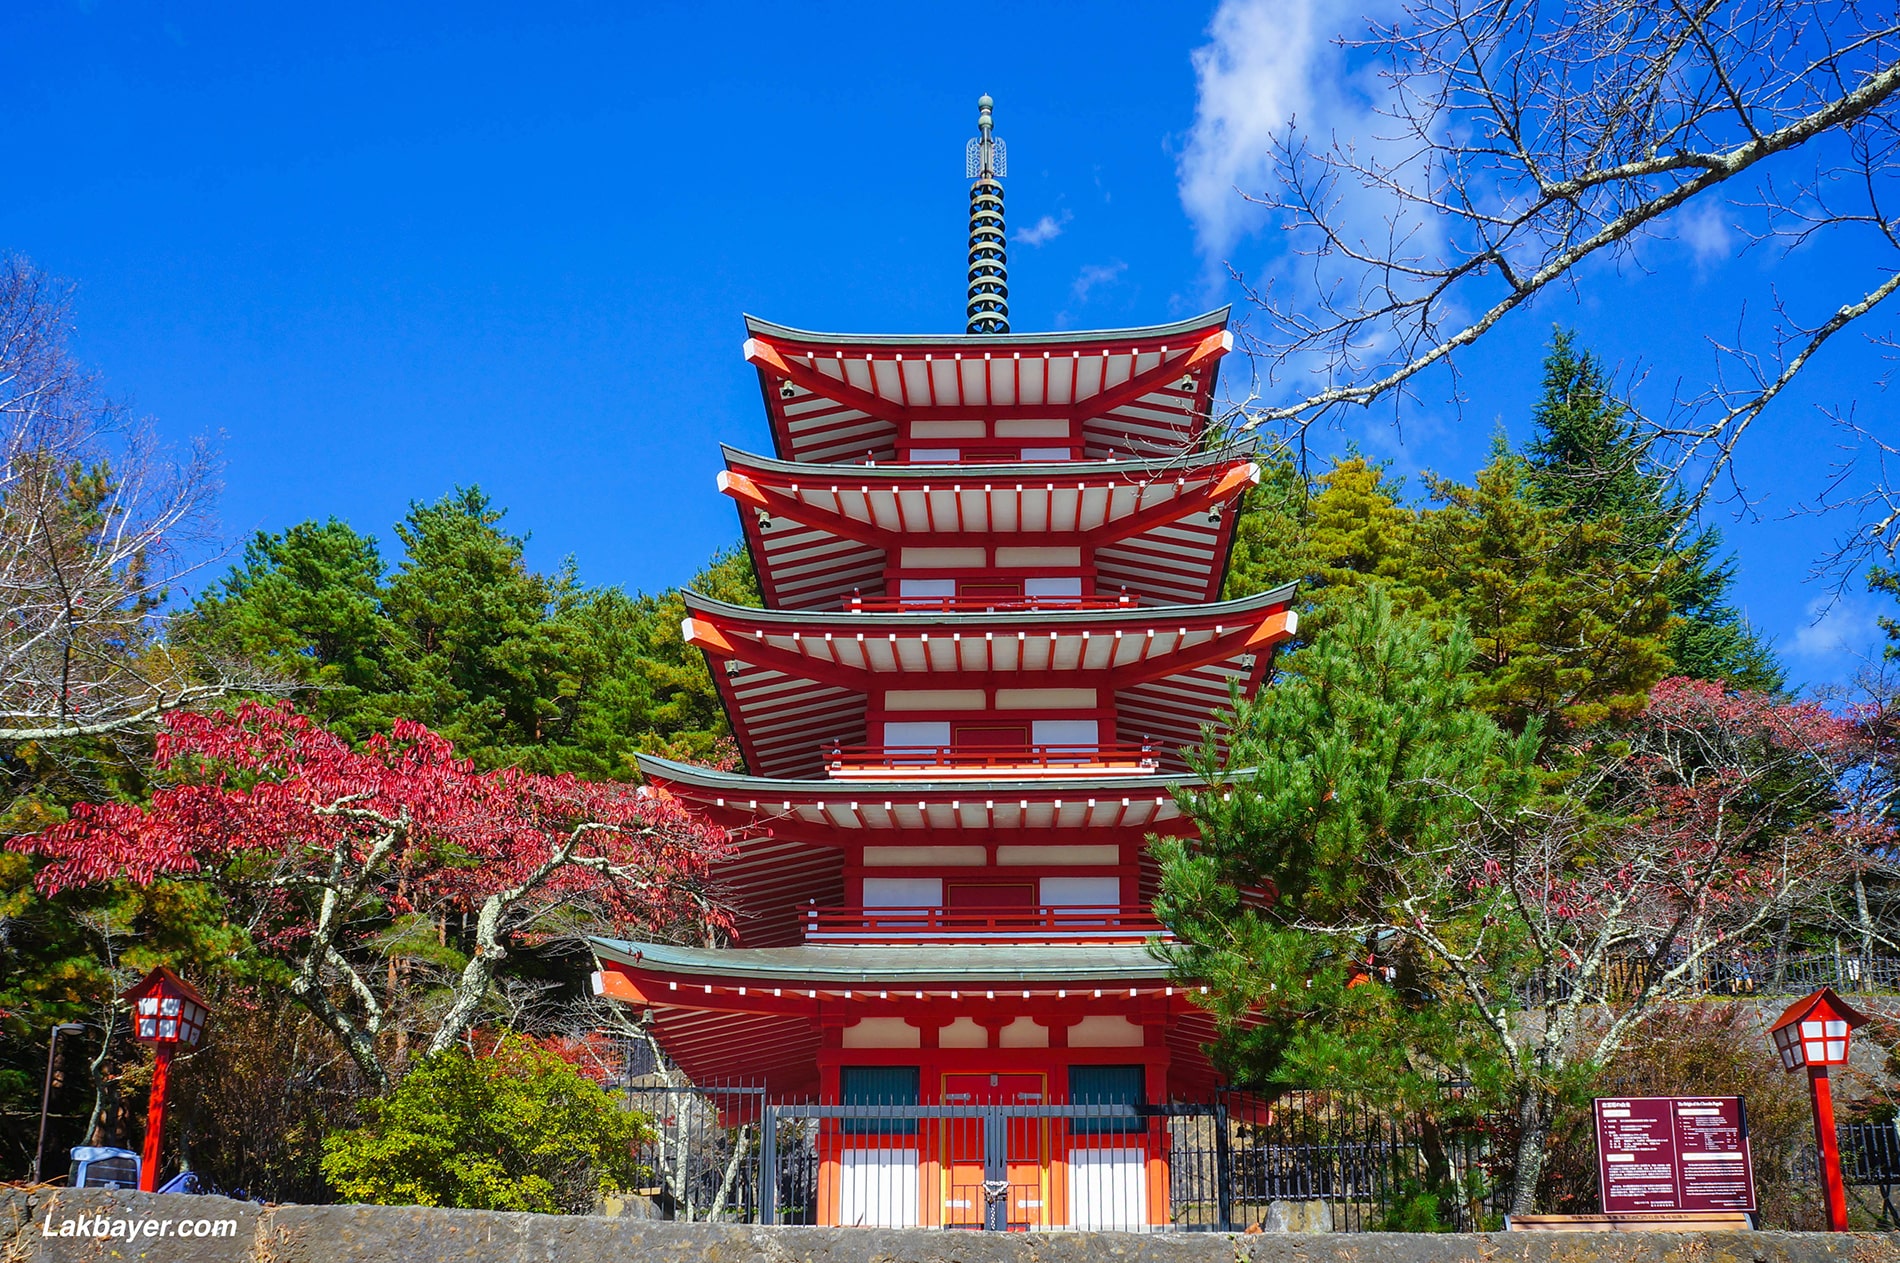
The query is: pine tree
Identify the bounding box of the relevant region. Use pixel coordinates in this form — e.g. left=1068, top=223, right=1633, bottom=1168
left=1223, top=451, right=1428, bottom=626
left=1154, top=588, right=1520, bottom=1096
left=1525, top=329, right=1782, bottom=690
left=1416, top=445, right=1674, bottom=733
left=178, top=493, right=760, bottom=775
left=181, top=519, right=396, bottom=740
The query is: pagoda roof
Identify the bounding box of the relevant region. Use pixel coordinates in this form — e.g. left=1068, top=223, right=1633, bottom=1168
left=636, top=754, right=1197, bottom=947
left=742, top=309, right=1233, bottom=465
left=720, top=445, right=1259, bottom=609
left=593, top=939, right=1172, bottom=984
left=742, top=310, right=1233, bottom=351
left=590, top=937, right=1230, bottom=1097
left=637, top=752, right=1192, bottom=840
left=681, top=587, right=1298, bottom=779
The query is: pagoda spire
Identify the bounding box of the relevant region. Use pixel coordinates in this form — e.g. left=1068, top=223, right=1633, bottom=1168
left=964, top=94, right=1009, bottom=334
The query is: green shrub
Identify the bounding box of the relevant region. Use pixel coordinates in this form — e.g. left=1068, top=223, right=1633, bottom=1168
left=321, top=1036, right=649, bottom=1213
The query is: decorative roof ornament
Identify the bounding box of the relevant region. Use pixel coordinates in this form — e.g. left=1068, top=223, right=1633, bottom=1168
left=965, top=94, right=1009, bottom=334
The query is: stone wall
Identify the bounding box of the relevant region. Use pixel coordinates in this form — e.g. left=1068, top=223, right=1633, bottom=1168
left=8, top=1189, right=1900, bottom=1263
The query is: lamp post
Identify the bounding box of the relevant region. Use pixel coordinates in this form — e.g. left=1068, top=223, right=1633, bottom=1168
left=30, top=1022, right=86, bottom=1184
left=121, top=967, right=211, bottom=1193
left=1769, top=986, right=1869, bottom=1232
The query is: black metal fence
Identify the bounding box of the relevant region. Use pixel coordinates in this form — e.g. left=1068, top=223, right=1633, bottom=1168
left=620, top=1082, right=1505, bottom=1231
left=1521, top=951, right=1900, bottom=1005
left=1796, top=1122, right=1900, bottom=1228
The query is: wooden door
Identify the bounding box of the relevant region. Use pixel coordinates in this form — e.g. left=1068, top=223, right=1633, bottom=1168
left=957, top=581, right=1022, bottom=608
left=940, top=1073, right=1048, bottom=1229
left=945, top=881, right=1036, bottom=933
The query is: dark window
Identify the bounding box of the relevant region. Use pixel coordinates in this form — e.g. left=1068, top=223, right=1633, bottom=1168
left=840, top=1065, right=920, bottom=1136
left=1068, top=1064, right=1146, bottom=1135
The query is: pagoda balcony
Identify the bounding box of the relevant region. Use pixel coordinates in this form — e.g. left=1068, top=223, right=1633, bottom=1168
left=803, top=903, right=1172, bottom=945
left=844, top=593, right=1136, bottom=614
left=823, top=742, right=1159, bottom=780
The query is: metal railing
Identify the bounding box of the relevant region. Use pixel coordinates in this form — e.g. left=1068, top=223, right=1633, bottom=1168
left=1519, top=951, right=1900, bottom=1005
left=802, top=903, right=1170, bottom=944
left=823, top=742, right=1159, bottom=778
left=623, top=1072, right=1900, bottom=1232
left=616, top=1082, right=1505, bottom=1232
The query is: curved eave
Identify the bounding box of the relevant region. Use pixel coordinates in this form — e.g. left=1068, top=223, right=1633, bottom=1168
left=721, top=446, right=1261, bottom=611
left=742, top=308, right=1232, bottom=351
left=719, top=442, right=1259, bottom=482
left=636, top=752, right=1189, bottom=797
left=680, top=584, right=1296, bottom=632
left=592, top=939, right=1174, bottom=985
left=682, top=587, right=1297, bottom=780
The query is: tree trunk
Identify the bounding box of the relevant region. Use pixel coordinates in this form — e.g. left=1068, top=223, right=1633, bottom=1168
left=428, top=894, right=508, bottom=1057
left=1855, top=869, right=1876, bottom=982
left=1509, top=1086, right=1554, bottom=1217
left=288, top=973, right=391, bottom=1094
left=83, top=1012, right=125, bottom=1149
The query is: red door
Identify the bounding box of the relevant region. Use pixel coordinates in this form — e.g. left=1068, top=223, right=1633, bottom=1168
left=946, top=882, right=1036, bottom=933
left=951, top=725, right=1028, bottom=770
left=957, top=581, right=1022, bottom=609
left=941, top=1073, right=1048, bottom=1228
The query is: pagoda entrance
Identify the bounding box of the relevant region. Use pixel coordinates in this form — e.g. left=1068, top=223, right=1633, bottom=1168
left=941, top=1073, right=1048, bottom=1229
left=800, top=1086, right=1164, bottom=1231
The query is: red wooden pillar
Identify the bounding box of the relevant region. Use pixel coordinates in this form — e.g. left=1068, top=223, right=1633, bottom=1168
left=138, top=1044, right=173, bottom=1193
left=1808, top=1065, right=1850, bottom=1232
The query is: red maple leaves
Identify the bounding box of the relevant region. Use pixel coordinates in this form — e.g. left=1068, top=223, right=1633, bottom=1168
left=23, top=702, right=728, bottom=927
left=12, top=703, right=733, bottom=1085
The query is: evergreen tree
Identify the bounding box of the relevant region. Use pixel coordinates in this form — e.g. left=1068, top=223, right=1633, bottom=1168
left=1416, top=446, right=1674, bottom=733
left=178, top=493, right=758, bottom=776
left=1525, top=329, right=1782, bottom=690
left=381, top=488, right=567, bottom=763
left=1223, top=452, right=1427, bottom=625
left=1224, top=445, right=1676, bottom=735
left=181, top=519, right=396, bottom=740
left=1154, top=589, right=1522, bottom=1097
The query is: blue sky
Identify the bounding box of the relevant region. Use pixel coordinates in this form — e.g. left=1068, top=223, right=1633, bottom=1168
left=3, top=2, right=1893, bottom=690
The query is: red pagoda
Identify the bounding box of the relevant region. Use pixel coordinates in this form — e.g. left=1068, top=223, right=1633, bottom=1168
left=591, top=96, right=1296, bottom=1230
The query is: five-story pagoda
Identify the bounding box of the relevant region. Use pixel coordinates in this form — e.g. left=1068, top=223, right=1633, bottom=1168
left=591, top=97, right=1296, bottom=1230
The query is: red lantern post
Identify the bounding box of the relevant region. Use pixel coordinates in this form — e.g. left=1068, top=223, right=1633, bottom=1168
left=1769, top=987, right=1869, bottom=1232
left=120, top=967, right=211, bottom=1193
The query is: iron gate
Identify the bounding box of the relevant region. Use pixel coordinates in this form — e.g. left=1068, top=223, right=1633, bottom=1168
left=624, top=1081, right=1506, bottom=1231
left=760, top=1098, right=1202, bottom=1231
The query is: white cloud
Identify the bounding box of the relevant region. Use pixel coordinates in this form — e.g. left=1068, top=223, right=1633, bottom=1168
left=1675, top=199, right=1735, bottom=265
left=1789, top=595, right=1879, bottom=662
left=1017, top=210, right=1072, bottom=247
left=1179, top=0, right=1363, bottom=258
left=1072, top=261, right=1128, bottom=302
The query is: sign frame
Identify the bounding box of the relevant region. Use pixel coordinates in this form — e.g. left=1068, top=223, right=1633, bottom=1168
left=1593, top=1095, right=1757, bottom=1214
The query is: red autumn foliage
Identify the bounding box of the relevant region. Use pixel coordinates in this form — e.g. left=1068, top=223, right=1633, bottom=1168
left=11, top=703, right=732, bottom=1087
left=24, top=702, right=727, bottom=921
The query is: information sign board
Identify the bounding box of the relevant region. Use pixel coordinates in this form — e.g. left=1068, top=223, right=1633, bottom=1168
left=1594, top=1096, right=1756, bottom=1213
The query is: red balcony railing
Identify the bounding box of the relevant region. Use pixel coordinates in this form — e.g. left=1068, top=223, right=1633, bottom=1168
left=803, top=903, right=1171, bottom=944
left=844, top=594, right=1135, bottom=614
left=823, top=742, right=1159, bottom=779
